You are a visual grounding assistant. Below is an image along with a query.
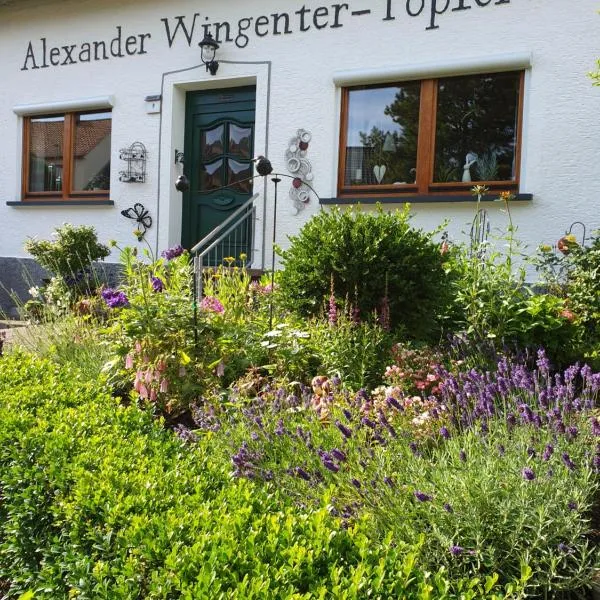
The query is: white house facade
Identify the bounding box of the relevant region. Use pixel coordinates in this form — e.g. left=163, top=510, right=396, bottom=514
left=1, top=0, right=599, bottom=311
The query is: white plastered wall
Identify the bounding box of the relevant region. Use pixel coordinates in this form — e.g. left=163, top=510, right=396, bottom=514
left=0, top=0, right=599, bottom=267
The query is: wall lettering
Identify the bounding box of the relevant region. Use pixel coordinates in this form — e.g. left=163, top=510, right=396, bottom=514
left=20, top=0, right=512, bottom=71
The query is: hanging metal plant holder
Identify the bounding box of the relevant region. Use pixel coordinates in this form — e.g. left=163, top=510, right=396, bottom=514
left=119, top=142, right=148, bottom=183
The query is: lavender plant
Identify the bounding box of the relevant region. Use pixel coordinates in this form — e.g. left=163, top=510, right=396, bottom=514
left=204, top=353, right=600, bottom=596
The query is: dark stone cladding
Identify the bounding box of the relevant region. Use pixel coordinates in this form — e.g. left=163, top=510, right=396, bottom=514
left=0, top=257, right=121, bottom=318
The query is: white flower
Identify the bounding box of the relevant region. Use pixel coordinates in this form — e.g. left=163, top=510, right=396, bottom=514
left=28, top=286, right=40, bottom=298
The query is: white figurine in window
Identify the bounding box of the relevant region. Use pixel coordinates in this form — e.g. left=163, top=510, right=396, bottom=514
left=462, top=152, right=478, bottom=182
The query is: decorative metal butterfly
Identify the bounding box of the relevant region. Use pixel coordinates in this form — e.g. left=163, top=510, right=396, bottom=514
left=120, top=203, right=152, bottom=237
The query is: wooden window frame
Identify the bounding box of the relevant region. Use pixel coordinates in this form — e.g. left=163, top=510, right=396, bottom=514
left=22, top=109, right=112, bottom=202
left=337, top=71, right=524, bottom=200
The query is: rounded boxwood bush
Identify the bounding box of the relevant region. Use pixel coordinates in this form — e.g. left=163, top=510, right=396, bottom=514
left=277, top=205, right=452, bottom=340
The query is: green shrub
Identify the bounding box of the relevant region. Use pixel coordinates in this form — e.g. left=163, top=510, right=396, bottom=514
left=102, top=245, right=223, bottom=418
left=0, top=353, right=514, bottom=598
left=565, top=231, right=600, bottom=365
left=310, top=310, right=394, bottom=390
left=277, top=205, right=452, bottom=341
left=24, top=223, right=110, bottom=279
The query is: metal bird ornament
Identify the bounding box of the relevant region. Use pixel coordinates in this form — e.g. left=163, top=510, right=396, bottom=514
left=175, top=174, right=190, bottom=192
left=254, top=156, right=273, bottom=176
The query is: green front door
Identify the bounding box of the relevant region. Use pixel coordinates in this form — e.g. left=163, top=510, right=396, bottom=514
left=182, top=86, right=256, bottom=260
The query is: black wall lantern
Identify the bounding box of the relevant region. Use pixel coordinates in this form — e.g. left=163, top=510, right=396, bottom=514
left=199, top=33, right=219, bottom=75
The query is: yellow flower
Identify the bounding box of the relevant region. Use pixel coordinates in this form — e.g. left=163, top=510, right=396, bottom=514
left=498, top=191, right=515, bottom=203
left=471, top=185, right=489, bottom=197
left=224, top=256, right=235, bottom=264
left=239, top=253, right=248, bottom=261
left=539, top=244, right=553, bottom=253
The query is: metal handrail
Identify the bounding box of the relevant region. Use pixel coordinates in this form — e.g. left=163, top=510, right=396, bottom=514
left=190, top=193, right=259, bottom=255
left=197, top=205, right=256, bottom=259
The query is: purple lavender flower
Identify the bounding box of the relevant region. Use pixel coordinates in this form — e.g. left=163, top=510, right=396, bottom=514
left=594, top=453, right=600, bottom=473
left=414, top=490, right=432, bottom=502
left=536, top=348, right=550, bottom=373
left=232, top=442, right=260, bottom=479
left=383, top=476, right=395, bottom=488
left=566, top=425, right=579, bottom=440
left=101, top=288, right=129, bottom=308
left=351, top=478, right=362, bottom=489
left=151, top=276, right=164, bottom=293
left=591, top=418, right=600, bottom=436
left=444, top=503, right=454, bottom=513
left=562, top=452, right=576, bottom=471
left=295, top=467, right=311, bottom=481
left=409, top=442, right=421, bottom=457
left=274, top=419, right=285, bottom=436
left=343, top=409, right=353, bottom=422
left=459, top=449, right=467, bottom=463
left=386, top=396, right=403, bottom=412
left=449, top=545, right=464, bottom=556
left=173, top=424, right=198, bottom=443
left=440, top=426, right=450, bottom=440
left=557, top=542, right=571, bottom=554
left=497, top=444, right=506, bottom=456
left=331, top=448, right=347, bottom=462
left=527, top=447, right=537, bottom=459
left=161, top=245, right=184, bottom=260
left=322, top=459, right=340, bottom=473
left=361, top=417, right=377, bottom=429
left=542, top=444, right=554, bottom=462
left=522, top=467, right=536, bottom=481
left=335, top=420, right=353, bottom=439
left=331, top=375, right=341, bottom=387
left=568, top=500, right=578, bottom=511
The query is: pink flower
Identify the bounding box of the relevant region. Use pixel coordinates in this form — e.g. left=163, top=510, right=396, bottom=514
left=200, top=296, right=225, bottom=314
left=150, top=388, right=157, bottom=402
left=160, top=379, right=169, bottom=393
left=125, top=354, right=134, bottom=370
left=139, top=384, right=149, bottom=399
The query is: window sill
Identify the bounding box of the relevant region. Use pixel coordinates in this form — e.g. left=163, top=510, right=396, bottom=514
left=7, top=199, right=115, bottom=207
left=320, top=193, right=533, bottom=205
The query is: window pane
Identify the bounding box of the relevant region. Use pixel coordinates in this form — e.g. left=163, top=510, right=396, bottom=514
left=200, top=159, right=224, bottom=190
left=434, top=72, right=520, bottom=183
left=227, top=159, right=252, bottom=193
left=73, top=111, right=112, bottom=191
left=201, top=125, right=225, bottom=161
left=29, top=115, right=64, bottom=192
left=229, top=125, right=252, bottom=159
left=344, top=83, right=420, bottom=186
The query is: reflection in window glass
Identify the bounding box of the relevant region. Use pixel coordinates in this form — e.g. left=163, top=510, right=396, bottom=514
left=229, top=125, right=252, bottom=159
left=200, top=159, right=224, bottom=190
left=227, top=159, right=252, bottom=193
left=434, top=72, right=520, bottom=183
left=29, top=115, right=64, bottom=192
left=73, top=111, right=112, bottom=191
left=344, top=83, right=420, bottom=186
left=201, top=125, right=225, bottom=160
